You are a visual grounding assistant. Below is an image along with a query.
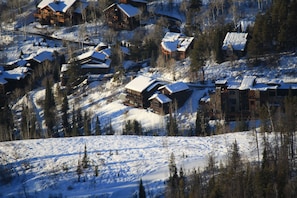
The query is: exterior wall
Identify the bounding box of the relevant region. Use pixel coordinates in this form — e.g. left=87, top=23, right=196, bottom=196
left=34, top=3, right=83, bottom=26
left=205, top=85, right=297, bottom=121
left=104, top=4, right=140, bottom=30
left=150, top=99, right=170, bottom=115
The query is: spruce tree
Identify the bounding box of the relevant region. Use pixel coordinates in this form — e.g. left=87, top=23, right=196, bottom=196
left=43, top=79, right=56, bottom=137
left=167, top=113, right=178, bottom=136
left=139, top=179, right=146, bottom=198
left=61, top=93, right=70, bottom=136
left=95, top=116, right=101, bottom=135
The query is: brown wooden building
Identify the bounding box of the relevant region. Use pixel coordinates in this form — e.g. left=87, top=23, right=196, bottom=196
left=124, top=76, right=164, bottom=108
left=34, top=0, right=88, bottom=26
left=204, top=76, right=297, bottom=121
left=161, top=32, right=194, bottom=60
left=103, top=3, right=142, bottom=30
left=149, top=93, right=172, bottom=115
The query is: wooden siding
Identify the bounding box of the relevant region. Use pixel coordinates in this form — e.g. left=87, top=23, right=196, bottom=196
left=104, top=4, right=140, bottom=30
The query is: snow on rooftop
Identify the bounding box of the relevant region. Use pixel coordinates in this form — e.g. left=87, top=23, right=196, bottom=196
left=33, top=51, right=53, bottom=63
left=4, top=67, right=29, bottom=80
left=118, top=3, right=140, bottom=18
left=161, top=32, right=194, bottom=53
left=125, top=75, right=156, bottom=93
left=38, top=0, right=77, bottom=13
left=77, top=50, right=106, bottom=62
left=222, top=32, right=248, bottom=51
left=162, top=82, right=189, bottom=94
left=239, top=76, right=256, bottom=90
left=215, top=79, right=228, bottom=85
left=149, top=93, right=172, bottom=104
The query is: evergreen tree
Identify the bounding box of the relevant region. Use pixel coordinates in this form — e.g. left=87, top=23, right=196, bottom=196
left=139, top=179, right=146, bottom=198
left=82, top=144, right=88, bottom=169
left=71, top=105, right=78, bottom=137
left=167, top=113, right=178, bottom=136
left=195, top=109, right=202, bottom=136
left=61, top=93, right=70, bottom=136
left=95, top=116, right=101, bottom=135
left=43, top=79, right=56, bottom=137
left=76, top=107, right=83, bottom=136
left=83, top=111, right=91, bottom=136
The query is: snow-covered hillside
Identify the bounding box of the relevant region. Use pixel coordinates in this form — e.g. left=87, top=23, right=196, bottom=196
left=0, top=131, right=264, bottom=197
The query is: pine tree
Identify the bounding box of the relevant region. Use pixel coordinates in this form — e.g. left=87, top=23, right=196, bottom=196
left=167, top=113, right=178, bottom=136
left=83, top=111, right=91, bottom=136
left=43, top=79, right=56, bottom=137
left=195, top=109, right=202, bottom=136
left=82, top=144, right=88, bottom=169
left=139, top=179, right=146, bottom=198
left=61, top=93, right=70, bottom=136
left=95, top=116, right=101, bottom=135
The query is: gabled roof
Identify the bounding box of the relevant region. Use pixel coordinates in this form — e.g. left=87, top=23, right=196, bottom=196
left=38, top=0, right=77, bottom=13
left=125, top=75, right=156, bottom=93
left=77, top=51, right=107, bottom=63
left=160, top=82, right=189, bottom=94
left=161, top=32, right=194, bottom=53
left=33, top=51, right=54, bottom=63
left=3, top=67, right=30, bottom=81
left=222, top=32, right=248, bottom=51
left=149, top=93, right=172, bottom=104
left=118, top=3, right=140, bottom=17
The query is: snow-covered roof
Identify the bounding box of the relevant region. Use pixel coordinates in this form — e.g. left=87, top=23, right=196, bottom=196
left=77, top=51, right=106, bottom=62
left=0, top=77, right=8, bottom=85
left=161, top=32, right=194, bottom=53
left=74, top=0, right=88, bottom=14
left=215, top=79, right=227, bottom=85
left=118, top=4, right=140, bottom=17
left=161, top=82, right=189, bottom=94
left=125, top=75, right=156, bottom=93
left=33, top=51, right=53, bottom=63
left=149, top=93, right=172, bottom=104
left=239, top=76, right=256, bottom=90
left=6, top=59, right=28, bottom=67
left=61, top=64, right=70, bottom=72
left=3, top=67, right=29, bottom=80
left=130, top=0, right=147, bottom=3
left=38, top=0, right=77, bottom=13
left=222, top=32, right=248, bottom=51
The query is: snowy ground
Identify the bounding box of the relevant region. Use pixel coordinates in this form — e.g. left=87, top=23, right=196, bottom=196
left=0, top=131, right=265, bottom=197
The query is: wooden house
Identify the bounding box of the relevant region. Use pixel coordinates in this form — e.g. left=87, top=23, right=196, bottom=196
left=75, top=48, right=112, bottom=75
left=161, top=32, right=194, bottom=60
left=124, top=76, right=164, bottom=108
left=222, top=32, right=248, bottom=58
left=158, top=82, right=191, bottom=108
left=34, top=0, right=88, bottom=26
left=103, top=3, right=141, bottom=30
left=149, top=93, right=172, bottom=115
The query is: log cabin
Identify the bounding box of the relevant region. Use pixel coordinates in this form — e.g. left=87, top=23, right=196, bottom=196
left=103, top=3, right=141, bottom=30
left=34, top=0, right=88, bottom=26
left=161, top=32, right=194, bottom=60
left=124, top=76, right=164, bottom=108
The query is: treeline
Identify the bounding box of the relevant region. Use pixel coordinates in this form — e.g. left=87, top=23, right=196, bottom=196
left=248, top=0, right=297, bottom=56
left=165, top=133, right=297, bottom=198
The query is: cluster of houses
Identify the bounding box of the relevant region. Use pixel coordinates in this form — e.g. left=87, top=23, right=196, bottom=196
left=124, top=75, right=192, bottom=115
left=200, top=76, right=297, bottom=121
left=0, top=49, right=57, bottom=106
